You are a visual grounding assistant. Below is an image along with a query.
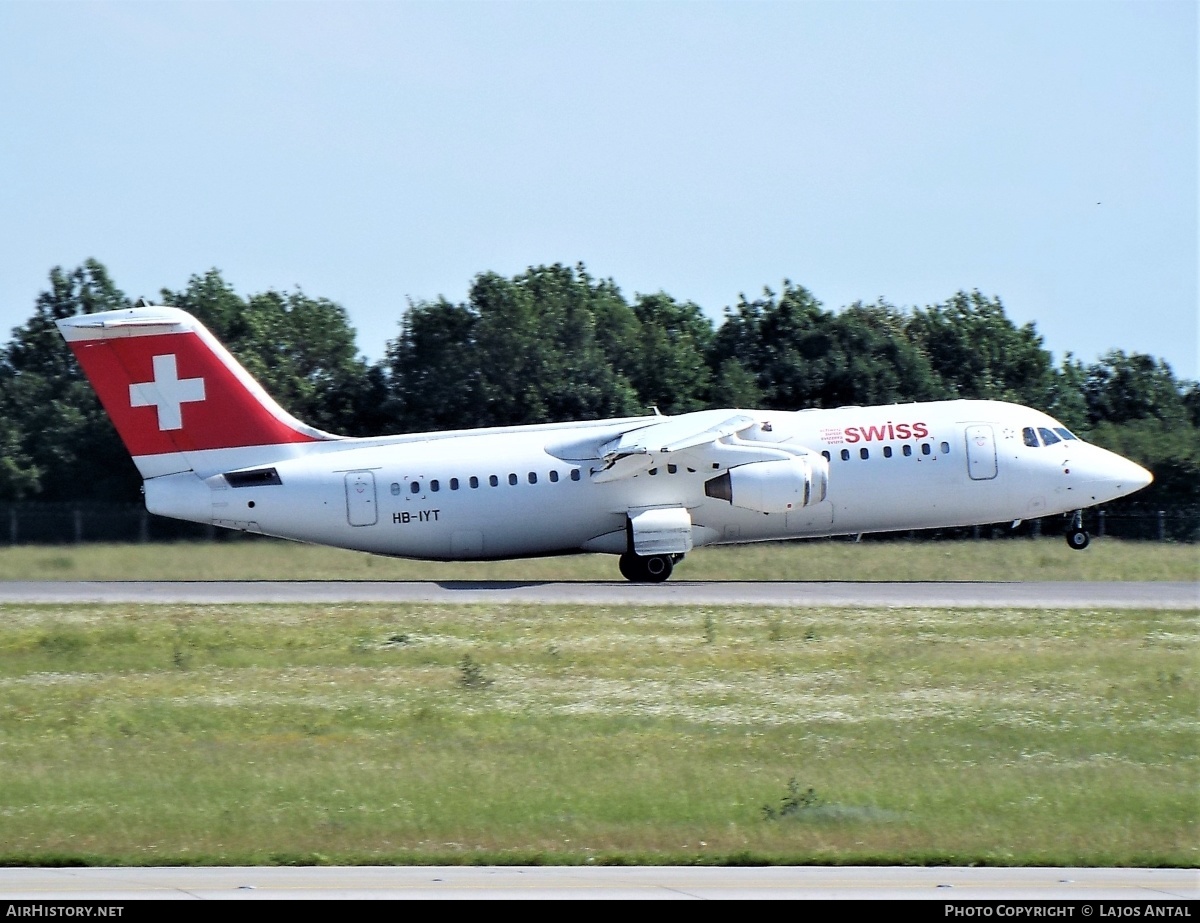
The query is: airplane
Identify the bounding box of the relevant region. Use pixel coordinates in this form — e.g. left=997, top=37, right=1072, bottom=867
left=57, top=305, right=1154, bottom=582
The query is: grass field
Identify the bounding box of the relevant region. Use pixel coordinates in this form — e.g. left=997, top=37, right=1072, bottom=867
left=0, top=536, right=1197, bottom=582
left=0, top=599, right=1195, bottom=867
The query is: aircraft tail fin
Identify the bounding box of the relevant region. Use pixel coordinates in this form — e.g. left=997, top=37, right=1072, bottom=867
left=57, top=306, right=338, bottom=479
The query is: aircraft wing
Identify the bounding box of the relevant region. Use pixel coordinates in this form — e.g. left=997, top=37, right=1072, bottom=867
left=601, top=410, right=757, bottom=457
left=591, top=410, right=758, bottom=483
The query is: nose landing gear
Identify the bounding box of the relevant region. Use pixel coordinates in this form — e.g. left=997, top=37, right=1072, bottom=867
left=1066, top=510, right=1090, bottom=550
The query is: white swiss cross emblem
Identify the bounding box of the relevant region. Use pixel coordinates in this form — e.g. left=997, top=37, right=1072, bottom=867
left=128, top=354, right=206, bottom=431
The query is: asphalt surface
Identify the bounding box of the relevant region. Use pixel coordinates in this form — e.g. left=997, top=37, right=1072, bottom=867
left=0, top=865, right=1196, bottom=900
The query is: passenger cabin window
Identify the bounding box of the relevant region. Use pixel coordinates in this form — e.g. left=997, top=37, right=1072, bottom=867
left=1038, top=427, right=1061, bottom=445
left=508, top=473, right=518, bottom=486
left=390, top=482, right=401, bottom=495
left=410, top=481, right=420, bottom=494
left=940, top=442, right=950, bottom=454
left=840, top=449, right=850, bottom=461
left=470, top=476, right=479, bottom=489
left=450, top=478, right=459, bottom=490
left=570, top=469, right=581, bottom=481
left=549, top=470, right=559, bottom=483
left=883, top=446, right=893, bottom=458
left=821, top=451, right=831, bottom=462
left=859, top=448, right=869, bottom=460
left=430, top=479, right=440, bottom=492
left=903, top=445, right=913, bottom=457
left=921, top=443, right=931, bottom=456
left=489, top=475, right=499, bottom=487
left=528, top=472, right=537, bottom=484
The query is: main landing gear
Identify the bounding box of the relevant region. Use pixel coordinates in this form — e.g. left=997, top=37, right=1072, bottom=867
left=1065, top=510, right=1090, bottom=551
left=619, top=552, right=680, bottom=583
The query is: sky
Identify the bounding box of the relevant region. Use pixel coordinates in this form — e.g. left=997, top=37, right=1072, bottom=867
left=1, top=0, right=1196, bottom=381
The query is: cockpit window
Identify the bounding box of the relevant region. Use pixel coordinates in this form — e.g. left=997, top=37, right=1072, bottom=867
left=1053, top=427, right=1077, bottom=441
left=1038, top=427, right=1061, bottom=445
left=1023, top=427, right=1039, bottom=447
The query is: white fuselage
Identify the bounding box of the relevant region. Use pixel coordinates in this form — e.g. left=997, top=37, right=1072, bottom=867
left=143, top=399, right=1151, bottom=561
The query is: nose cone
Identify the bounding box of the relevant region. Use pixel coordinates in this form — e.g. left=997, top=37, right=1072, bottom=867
left=1124, top=459, right=1154, bottom=494
left=1061, top=447, right=1153, bottom=505
left=1103, top=452, right=1154, bottom=496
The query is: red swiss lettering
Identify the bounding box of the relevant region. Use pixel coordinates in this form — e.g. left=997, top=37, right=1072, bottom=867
left=836, top=420, right=928, bottom=443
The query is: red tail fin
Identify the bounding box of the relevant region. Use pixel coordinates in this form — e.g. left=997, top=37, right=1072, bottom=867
left=58, top=307, right=336, bottom=477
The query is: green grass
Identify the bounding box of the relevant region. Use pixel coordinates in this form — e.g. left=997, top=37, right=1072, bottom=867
left=0, top=601, right=1195, bottom=866
left=0, top=536, right=1197, bottom=582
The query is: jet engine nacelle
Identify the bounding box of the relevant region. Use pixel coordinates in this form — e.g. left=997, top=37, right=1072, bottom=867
left=704, top=455, right=829, bottom=514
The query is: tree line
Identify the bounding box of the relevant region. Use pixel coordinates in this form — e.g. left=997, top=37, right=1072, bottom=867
left=1, top=259, right=1196, bottom=535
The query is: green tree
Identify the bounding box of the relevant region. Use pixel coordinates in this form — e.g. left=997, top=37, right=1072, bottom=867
left=627, top=292, right=714, bottom=414
left=824, top=300, right=950, bottom=406
left=0, top=260, right=137, bottom=501
left=385, top=297, right=479, bottom=431
left=711, top=285, right=947, bottom=410
left=708, top=283, right=823, bottom=409
left=389, top=265, right=642, bottom=429
left=473, top=264, right=640, bottom=424
left=1079, top=352, right=1199, bottom=537
left=1183, top=382, right=1200, bottom=429
left=709, top=292, right=768, bottom=385
left=0, top=415, right=39, bottom=499
left=162, top=272, right=383, bottom=436
left=710, top=358, right=762, bottom=407
left=1087, top=418, right=1200, bottom=539
left=1082, top=351, right=1191, bottom=428
left=905, top=290, right=1054, bottom=406
left=1044, top=353, right=1090, bottom=434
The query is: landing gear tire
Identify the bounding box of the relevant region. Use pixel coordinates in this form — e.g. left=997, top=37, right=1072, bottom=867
left=618, top=552, right=674, bottom=583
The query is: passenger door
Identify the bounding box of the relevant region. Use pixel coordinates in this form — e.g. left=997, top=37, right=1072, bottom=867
left=965, top=425, right=998, bottom=480
left=344, top=471, right=378, bottom=526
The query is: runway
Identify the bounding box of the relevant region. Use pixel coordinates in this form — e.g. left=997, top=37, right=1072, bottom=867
left=1, top=579, right=1196, bottom=607
left=1, top=865, right=1197, bottom=900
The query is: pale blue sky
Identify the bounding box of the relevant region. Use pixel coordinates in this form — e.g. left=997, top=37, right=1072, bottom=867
left=2, top=1, right=1196, bottom=380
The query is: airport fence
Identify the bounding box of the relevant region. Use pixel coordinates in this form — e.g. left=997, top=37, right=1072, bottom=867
left=2, top=503, right=219, bottom=545
left=1, top=502, right=1196, bottom=546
